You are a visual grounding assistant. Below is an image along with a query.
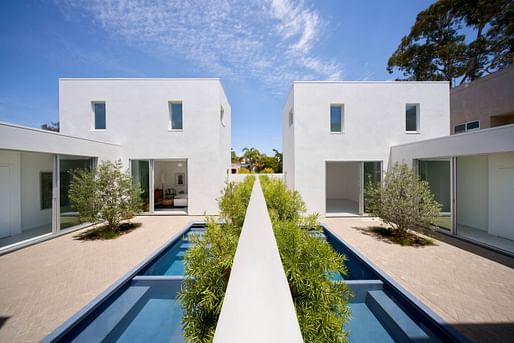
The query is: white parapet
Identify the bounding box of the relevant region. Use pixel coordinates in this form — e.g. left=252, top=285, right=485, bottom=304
left=213, top=178, right=303, bottom=343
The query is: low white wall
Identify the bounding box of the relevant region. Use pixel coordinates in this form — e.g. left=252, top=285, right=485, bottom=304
left=457, top=156, right=489, bottom=231
left=228, top=173, right=284, bottom=183
left=489, top=152, right=514, bottom=240
left=213, top=179, right=303, bottom=343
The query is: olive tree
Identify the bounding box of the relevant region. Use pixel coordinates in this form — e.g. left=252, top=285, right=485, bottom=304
left=365, top=162, right=441, bottom=236
left=68, top=160, right=143, bottom=230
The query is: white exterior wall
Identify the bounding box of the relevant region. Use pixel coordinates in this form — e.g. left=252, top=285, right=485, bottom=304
left=391, top=125, right=514, bottom=241
left=282, top=88, right=295, bottom=189
left=285, top=81, right=450, bottom=215
left=489, top=152, right=514, bottom=240
left=59, top=79, right=231, bottom=215
left=457, top=155, right=489, bottom=231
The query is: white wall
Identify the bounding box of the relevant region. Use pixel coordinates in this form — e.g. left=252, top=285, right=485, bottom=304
left=228, top=174, right=283, bottom=183
left=59, top=79, right=230, bottom=215
left=20, top=152, right=53, bottom=231
left=326, top=162, right=360, bottom=202
left=0, top=150, right=21, bottom=236
left=288, top=81, right=450, bottom=215
left=489, top=152, right=514, bottom=240
left=457, top=155, right=489, bottom=231
left=282, top=89, right=295, bottom=189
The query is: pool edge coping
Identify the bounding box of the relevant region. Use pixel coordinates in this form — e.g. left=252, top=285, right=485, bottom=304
left=321, top=222, right=471, bottom=343
left=40, top=220, right=203, bottom=343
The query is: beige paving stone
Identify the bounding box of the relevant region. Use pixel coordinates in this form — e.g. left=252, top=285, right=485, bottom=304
left=323, top=217, right=514, bottom=343
left=0, top=215, right=203, bottom=342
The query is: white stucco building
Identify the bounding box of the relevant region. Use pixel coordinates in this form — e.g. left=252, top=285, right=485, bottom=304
left=283, top=81, right=450, bottom=217
left=0, top=78, right=231, bottom=251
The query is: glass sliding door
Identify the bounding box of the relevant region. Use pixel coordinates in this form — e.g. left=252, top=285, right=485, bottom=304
left=131, top=160, right=150, bottom=212
left=59, top=156, right=94, bottom=230
left=363, top=161, right=382, bottom=213
left=418, top=159, right=452, bottom=230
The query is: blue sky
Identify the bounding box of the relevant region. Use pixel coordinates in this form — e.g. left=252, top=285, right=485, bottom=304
left=0, top=0, right=435, bottom=155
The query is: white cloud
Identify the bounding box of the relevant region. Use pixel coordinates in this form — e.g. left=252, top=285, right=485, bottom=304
left=55, top=0, right=342, bottom=87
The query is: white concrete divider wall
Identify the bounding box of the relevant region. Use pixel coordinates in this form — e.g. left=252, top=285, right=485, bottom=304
left=228, top=173, right=284, bottom=183
left=213, top=178, right=303, bottom=343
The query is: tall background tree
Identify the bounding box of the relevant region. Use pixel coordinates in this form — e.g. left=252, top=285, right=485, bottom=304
left=387, top=0, right=513, bottom=87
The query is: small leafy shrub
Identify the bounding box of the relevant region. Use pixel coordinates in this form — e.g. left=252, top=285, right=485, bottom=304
left=260, top=176, right=352, bottom=343
left=178, top=176, right=255, bottom=343
left=260, top=167, right=274, bottom=174
left=260, top=176, right=305, bottom=222
left=238, top=167, right=250, bottom=174
left=69, top=160, right=143, bottom=231
left=366, top=162, right=441, bottom=238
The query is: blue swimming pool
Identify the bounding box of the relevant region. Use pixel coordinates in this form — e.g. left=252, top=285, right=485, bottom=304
left=43, top=222, right=468, bottom=343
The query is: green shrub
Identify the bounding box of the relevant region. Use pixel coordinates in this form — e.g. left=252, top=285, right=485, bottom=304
left=260, top=167, right=274, bottom=174
left=259, top=176, right=305, bottom=222
left=178, top=177, right=255, bottom=343
left=260, top=176, right=352, bottom=343
left=218, top=176, right=255, bottom=230
left=365, top=162, right=442, bottom=236
left=68, top=160, right=143, bottom=230
left=238, top=167, right=250, bottom=174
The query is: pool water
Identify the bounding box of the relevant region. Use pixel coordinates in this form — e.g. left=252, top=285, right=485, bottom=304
left=46, top=224, right=461, bottom=343
left=141, top=229, right=203, bottom=276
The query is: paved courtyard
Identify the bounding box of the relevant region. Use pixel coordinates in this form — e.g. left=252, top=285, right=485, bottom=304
left=0, top=215, right=203, bottom=342
left=324, top=217, right=514, bottom=343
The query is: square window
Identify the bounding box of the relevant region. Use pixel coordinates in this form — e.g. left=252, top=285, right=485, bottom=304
left=93, top=102, right=106, bottom=130
left=169, top=102, right=183, bottom=130
left=406, top=104, right=419, bottom=132
left=466, top=120, right=480, bottom=131
left=330, top=105, right=343, bottom=133
left=454, top=124, right=466, bottom=134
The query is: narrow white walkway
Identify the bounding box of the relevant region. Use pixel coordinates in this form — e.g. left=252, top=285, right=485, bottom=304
left=213, top=179, right=303, bottom=343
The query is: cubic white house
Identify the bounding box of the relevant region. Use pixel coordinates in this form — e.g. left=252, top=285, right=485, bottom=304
left=283, top=81, right=450, bottom=216
left=0, top=78, right=231, bottom=251
left=283, top=79, right=514, bottom=254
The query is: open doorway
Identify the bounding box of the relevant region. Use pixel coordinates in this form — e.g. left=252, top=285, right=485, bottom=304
left=153, top=160, right=188, bottom=213
left=325, top=161, right=382, bottom=216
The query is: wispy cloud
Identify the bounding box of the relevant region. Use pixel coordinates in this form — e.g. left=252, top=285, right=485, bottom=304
left=55, top=0, right=342, bottom=87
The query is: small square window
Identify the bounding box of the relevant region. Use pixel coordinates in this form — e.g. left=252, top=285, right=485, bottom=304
left=466, top=120, right=480, bottom=131
left=454, top=124, right=466, bottom=134
left=93, top=102, right=106, bottom=130
left=405, top=104, right=419, bottom=132
left=169, top=102, right=183, bottom=130
left=330, top=104, right=343, bottom=133
left=289, top=109, right=294, bottom=127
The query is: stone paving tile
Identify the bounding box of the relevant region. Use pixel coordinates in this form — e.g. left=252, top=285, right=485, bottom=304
left=0, top=215, right=203, bottom=343
left=323, top=217, right=514, bottom=343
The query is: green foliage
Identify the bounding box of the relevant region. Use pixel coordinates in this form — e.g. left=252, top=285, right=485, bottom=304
left=260, top=176, right=305, bottom=222
left=387, top=0, right=513, bottom=86
left=240, top=147, right=283, bottom=173
left=260, top=176, right=351, bottom=343
left=260, top=167, right=274, bottom=174
left=68, top=160, right=143, bottom=230
left=365, top=163, right=442, bottom=236
left=178, top=219, right=240, bottom=343
left=238, top=167, right=250, bottom=174
left=218, top=177, right=255, bottom=230
left=178, top=177, right=255, bottom=343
